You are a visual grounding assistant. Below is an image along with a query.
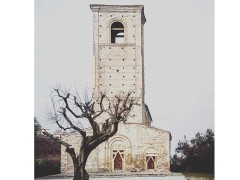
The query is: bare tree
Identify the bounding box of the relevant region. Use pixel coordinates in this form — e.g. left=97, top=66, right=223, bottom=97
left=42, top=87, right=139, bottom=180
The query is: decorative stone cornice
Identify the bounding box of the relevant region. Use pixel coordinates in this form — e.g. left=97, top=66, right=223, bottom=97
left=90, top=4, right=144, bottom=9
left=90, top=4, right=146, bottom=25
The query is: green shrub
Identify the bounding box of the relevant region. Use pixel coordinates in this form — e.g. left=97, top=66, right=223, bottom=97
left=34, top=159, right=60, bottom=178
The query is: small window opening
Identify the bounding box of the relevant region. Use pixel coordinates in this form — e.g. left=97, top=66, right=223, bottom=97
left=111, top=22, right=124, bottom=43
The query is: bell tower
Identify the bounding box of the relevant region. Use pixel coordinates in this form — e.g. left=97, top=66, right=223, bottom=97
left=90, top=4, right=150, bottom=125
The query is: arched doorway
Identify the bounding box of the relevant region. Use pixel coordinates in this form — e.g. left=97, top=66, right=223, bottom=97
left=106, top=135, right=132, bottom=172
left=146, top=156, right=155, bottom=169
left=111, top=141, right=125, bottom=171
left=114, top=152, right=123, bottom=170
left=144, top=147, right=157, bottom=171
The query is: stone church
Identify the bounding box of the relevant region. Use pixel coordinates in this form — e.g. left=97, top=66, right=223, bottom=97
left=61, top=4, right=171, bottom=173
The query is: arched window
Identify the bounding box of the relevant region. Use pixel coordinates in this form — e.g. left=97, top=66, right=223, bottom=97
left=111, top=22, right=124, bottom=43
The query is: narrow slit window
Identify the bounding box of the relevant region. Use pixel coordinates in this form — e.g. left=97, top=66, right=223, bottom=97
left=111, top=22, right=124, bottom=43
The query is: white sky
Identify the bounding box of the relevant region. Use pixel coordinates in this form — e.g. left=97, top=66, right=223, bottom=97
left=35, top=0, right=214, bottom=155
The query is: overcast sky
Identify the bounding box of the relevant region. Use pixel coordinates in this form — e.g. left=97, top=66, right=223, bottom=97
left=35, top=0, right=214, bottom=155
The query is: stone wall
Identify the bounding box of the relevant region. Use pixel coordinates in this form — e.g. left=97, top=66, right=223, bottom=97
left=60, top=123, right=171, bottom=173
left=91, top=5, right=146, bottom=124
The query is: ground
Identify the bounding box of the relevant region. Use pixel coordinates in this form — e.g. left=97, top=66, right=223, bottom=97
left=35, top=172, right=187, bottom=180
left=35, top=172, right=214, bottom=180
left=36, top=177, right=187, bottom=180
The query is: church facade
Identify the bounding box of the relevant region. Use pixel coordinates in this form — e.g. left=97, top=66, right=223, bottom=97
left=61, top=4, right=171, bottom=173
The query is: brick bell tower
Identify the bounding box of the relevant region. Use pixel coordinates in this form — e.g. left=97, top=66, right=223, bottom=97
left=90, top=4, right=151, bottom=125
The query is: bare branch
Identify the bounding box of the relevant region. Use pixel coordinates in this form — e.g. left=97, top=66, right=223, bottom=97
left=42, top=130, right=71, bottom=148
left=74, top=96, right=85, bottom=115
left=56, top=120, right=72, bottom=131
left=55, top=89, right=85, bottom=118
left=60, top=107, right=86, bottom=138
left=92, top=92, right=106, bottom=119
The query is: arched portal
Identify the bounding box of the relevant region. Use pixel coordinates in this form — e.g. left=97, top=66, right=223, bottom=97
left=106, top=135, right=132, bottom=172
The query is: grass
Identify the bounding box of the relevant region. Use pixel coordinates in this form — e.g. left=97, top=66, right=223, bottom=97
left=181, top=172, right=214, bottom=178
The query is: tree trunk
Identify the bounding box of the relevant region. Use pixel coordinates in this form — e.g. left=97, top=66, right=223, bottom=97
left=73, top=160, right=89, bottom=180
left=72, top=144, right=90, bottom=180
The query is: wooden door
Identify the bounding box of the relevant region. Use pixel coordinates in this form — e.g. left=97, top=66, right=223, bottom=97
left=114, top=153, right=122, bottom=170
left=147, top=157, right=154, bottom=169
